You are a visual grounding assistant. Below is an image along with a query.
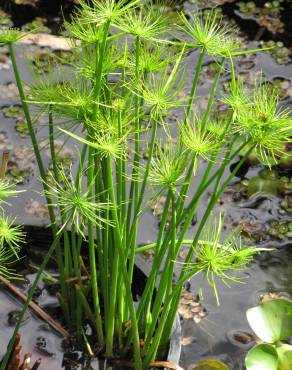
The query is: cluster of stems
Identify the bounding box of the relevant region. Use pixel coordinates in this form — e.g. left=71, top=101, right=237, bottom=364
left=1, top=2, right=289, bottom=369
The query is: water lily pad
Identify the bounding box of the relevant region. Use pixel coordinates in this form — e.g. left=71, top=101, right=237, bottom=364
left=247, top=299, right=292, bottom=342
left=193, top=359, right=229, bottom=370
left=245, top=344, right=278, bottom=370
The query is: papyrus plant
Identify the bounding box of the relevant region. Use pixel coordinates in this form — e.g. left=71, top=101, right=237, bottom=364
left=1, top=1, right=291, bottom=369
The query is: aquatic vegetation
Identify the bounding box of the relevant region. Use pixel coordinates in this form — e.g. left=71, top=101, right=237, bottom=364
left=272, top=78, right=292, bottom=100
left=1, top=1, right=291, bottom=369
left=260, top=40, right=291, bottom=64
left=0, top=155, right=25, bottom=279
left=237, top=0, right=285, bottom=33
left=245, top=299, right=292, bottom=370
left=22, top=17, right=50, bottom=34
left=0, top=9, right=11, bottom=26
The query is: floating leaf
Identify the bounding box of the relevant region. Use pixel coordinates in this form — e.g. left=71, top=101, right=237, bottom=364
left=247, top=299, right=292, bottom=342
left=277, top=344, right=292, bottom=370
left=193, top=359, right=229, bottom=370
left=245, top=344, right=278, bottom=370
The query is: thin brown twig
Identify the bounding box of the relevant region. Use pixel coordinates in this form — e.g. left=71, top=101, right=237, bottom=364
left=0, top=275, right=69, bottom=337
left=0, top=150, right=9, bottom=179
left=110, top=359, right=179, bottom=370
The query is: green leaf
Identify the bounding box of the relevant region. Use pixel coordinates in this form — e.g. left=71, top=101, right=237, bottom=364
left=245, top=344, right=278, bottom=370
left=246, top=299, right=292, bottom=342
left=277, top=344, right=292, bottom=370
left=193, top=359, right=229, bottom=370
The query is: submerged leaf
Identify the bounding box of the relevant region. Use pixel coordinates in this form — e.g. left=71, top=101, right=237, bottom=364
left=277, top=343, right=292, bottom=370
left=193, top=359, right=229, bottom=370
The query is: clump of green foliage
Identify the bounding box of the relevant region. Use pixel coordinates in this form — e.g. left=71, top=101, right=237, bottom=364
left=0, top=1, right=291, bottom=369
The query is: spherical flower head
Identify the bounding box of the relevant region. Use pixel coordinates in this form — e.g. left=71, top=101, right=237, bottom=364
left=65, top=10, right=103, bottom=44
left=0, top=180, right=25, bottom=206
left=192, top=214, right=259, bottom=305
left=222, top=77, right=249, bottom=112
left=0, top=243, right=21, bottom=279
left=0, top=28, right=25, bottom=46
left=28, top=78, right=92, bottom=123
left=232, top=82, right=292, bottom=165
left=0, top=214, right=24, bottom=258
left=135, top=48, right=186, bottom=118
left=45, top=165, right=113, bottom=238
left=128, top=44, right=174, bottom=74
left=148, top=141, right=188, bottom=192
left=178, top=11, right=240, bottom=57
left=114, top=5, right=171, bottom=41
left=179, top=115, right=222, bottom=160
left=79, top=0, right=140, bottom=28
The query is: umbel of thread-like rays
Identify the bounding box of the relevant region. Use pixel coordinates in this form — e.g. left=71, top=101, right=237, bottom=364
left=0, top=180, right=25, bottom=205
left=231, top=81, right=292, bottom=165
left=183, top=214, right=262, bottom=305
left=0, top=214, right=25, bottom=258
left=0, top=244, right=21, bottom=279
left=0, top=28, right=25, bottom=46
left=59, top=127, right=127, bottom=160
left=127, top=42, right=175, bottom=74
left=148, top=141, right=189, bottom=192
left=179, top=115, right=223, bottom=161
left=78, top=0, right=140, bottom=27
left=65, top=8, right=103, bottom=44
left=178, top=11, right=240, bottom=57
left=28, top=77, right=93, bottom=123
left=44, top=165, right=113, bottom=238
left=70, top=41, right=124, bottom=81
left=113, top=3, right=171, bottom=42
left=135, top=47, right=186, bottom=118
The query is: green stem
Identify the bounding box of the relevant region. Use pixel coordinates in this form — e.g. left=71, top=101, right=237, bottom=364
left=105, top=156, right=142, bottom=370
left=186, top=48, right=205, bottom=119
left=0, top=231, right=64, bottom=370
left=161, top=142, right=255, bottom=345
left=126, top=36, right=141, bottom=239
left=8, top=42, right=68, bottom=316
left=201, top=57, right=225, bottom=131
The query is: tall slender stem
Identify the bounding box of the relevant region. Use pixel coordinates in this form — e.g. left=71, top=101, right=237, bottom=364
left=105, top=156, right=142, bottom=370
left=186, top=48, right=205, bottom=119
left=8, top=43, right=68, bottom=314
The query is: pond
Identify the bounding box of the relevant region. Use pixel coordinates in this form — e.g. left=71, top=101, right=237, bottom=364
left=0, top=0, right=291, bottom=369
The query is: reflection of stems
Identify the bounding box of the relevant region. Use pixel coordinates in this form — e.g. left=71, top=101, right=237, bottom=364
left=0, top=150, right=9, bottom=178
left=0, top=231, right=65, bottom=370
left=8, top=43, right=68, bottom=317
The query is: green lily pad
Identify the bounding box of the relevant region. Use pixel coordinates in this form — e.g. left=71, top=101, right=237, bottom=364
left=245, top=344, right=278, bottom=370
left=247, top=299, right=292, bottom=342
left=193, top=359, right=229, bottom=370
left=277, top=344, right=292, bottom=370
